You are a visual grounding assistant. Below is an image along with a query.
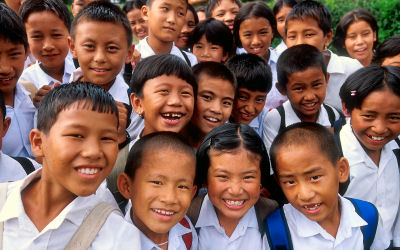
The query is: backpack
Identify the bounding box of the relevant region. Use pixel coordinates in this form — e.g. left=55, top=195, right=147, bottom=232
left=180, top=49, right=191, bottom=67
left=10, top=157, right=35, bottom=176
left=263, top=198, right=379, bottom=250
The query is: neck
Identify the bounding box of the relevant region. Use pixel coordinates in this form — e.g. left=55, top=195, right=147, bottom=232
left=359, top=55, right=372, bottom=67
left=216, top=209, right=240, bottom=237
left=41, top=63, right=65, bottom=82
left=365, top=147, right=381, bottom=167
left=296, top=108, right=320, bottom=123
left=3, top=88, right=15, bottom=107
left=147, top=36, right=173, bottom=54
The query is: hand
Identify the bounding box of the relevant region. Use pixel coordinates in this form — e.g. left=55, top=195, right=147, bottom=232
left=115, top=101, right=128, bottom=144
left=32, top=82, right=60, bottom=108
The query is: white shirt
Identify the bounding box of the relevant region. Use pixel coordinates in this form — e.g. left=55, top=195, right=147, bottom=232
left=274, top=40, right=287, bottom=55
left=341, top=122, right=400, bottom=246
left=2, top=84, right=36, bottom=158
left=325, top=52, right=362, bottom=111
left=196, top=194, right=267, bottom=250
left=248, top=107, right=268, bottom=138
left=136, top=37, right=198, bottom=66
left=0, top=151, right=29, bottom=182
left=265, top=196, right=390, bottom=250
left=0, top=169, right=141, bottom=250
left=262, top=100, right=341, bottom=150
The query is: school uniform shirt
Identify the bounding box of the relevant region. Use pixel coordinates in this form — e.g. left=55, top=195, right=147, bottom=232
left=196, top=194, right=267, bottom=250
left=124, top=202, right=198, bottom=250
left=248, top=106, right=268, bottom=138
left=23, top=53, right=36, bottom=69
left=2, top=83, right=36, bottom=158
left=341, top=122, right=400, bottom=246
left=19, top=52, right=76, bottom=88
left=265, top=196, right=390, bottom=250
left=274, top=40, right=287, bottom=55
left=262, top=100, right=341, bottom=150
left=136, top=37, right=198, bottom=66
left=0, top=169, right=142, bottom=249
left=325, top=51, right=362, bottom=111
left=0, top=151, right=29, bottom=182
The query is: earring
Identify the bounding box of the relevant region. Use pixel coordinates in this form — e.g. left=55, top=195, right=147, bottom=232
left=139, top=113, right=144, bottom=119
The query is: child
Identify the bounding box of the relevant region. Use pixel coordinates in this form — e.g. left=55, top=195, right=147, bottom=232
left=206, top=0, right=241, bottom=32
left=71, top=0, right=85, bottom=17
left=285, top=0, right=362, bottom=111
left=175, top=4, right=198, bottom=51
left=189, top=18, right=232, bottom=63
left=123, top=0, right=148, bottom=41
left=333, top=8, right=379, bottom=66
left=338, top=65, right=400, bottom=247
left=226, top=54, right=272, bottom=137
left=373, top=34, right=400, bottom=67
left=137, top=0, right=197, bottom=66
left=0, top=3, right=36, bottom=159
left=266, top=122, right=389, bottom=249
left=0, top=82, right=141, bottom=248
left=272, top=0, right=300, bottom=55
left=18, top=0, right=76, bottom=89
left=118, top=132, right=198, bottom=249
left=188, top=61, right=236, bottom=148
left=262, top=44, right=342, bottom=150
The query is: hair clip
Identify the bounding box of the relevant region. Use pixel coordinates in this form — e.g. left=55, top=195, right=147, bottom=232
left=351, top=90, right=357, bottom=96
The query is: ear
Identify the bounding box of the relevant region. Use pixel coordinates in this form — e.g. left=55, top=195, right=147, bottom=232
left=373, top=31, right=377, bottom=42
left=191, top=185, right=197, bottom=199
left=1, top=117, right=11, bottom=138
left=30, top=128, right=45, bottom=158
left=337, top=157, right=350, bottom=183
left=117, top=173, right=134, bottom=199
left=341, top=101, right=349, bottom=117
left=325, top=72, right=330, bottom=85
left=141, top=5, right=150, bottom=21
left=68, top=36, right=77, bottom=58
left=221, top=52, right=229, bottom=63
left=324, top=30, right=333, bottom=49
left=125, top=44, right=135, bottom=64
left=275, top=82, right=286, bottom=96
left=130, top=93, right=144, bottom=117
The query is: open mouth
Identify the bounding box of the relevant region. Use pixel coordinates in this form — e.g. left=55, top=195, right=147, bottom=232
left=152, top=208, right=176, bottom=216
left=367, top=134, right=386, bottom=142
left=203, top=115, right=221, bottom=124
left=161, top=112, right=184, bottom=125
left=0, top=77, right=13, bottom=82
left=163, top=26, right=175, bottom=32
left=223, top=199, right=246, bottom=210
left=77, top=168, right=100, bottom=175
left=250, top=47, right=263, bottom=54
left=239, top=112, right=254, bottom=121
left=302, top=102, right=318, bottom=111
left=302, top=203, right=321, bottom=214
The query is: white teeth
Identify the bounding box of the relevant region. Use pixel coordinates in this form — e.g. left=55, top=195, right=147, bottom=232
left=0, top=78, right=12, bottom=81
left=205, top=116, right=219, bottom=122
left=225, top=200, right=244, bottom=206
left=303, top=203, right=320, bottom=210
left=153, top=209, right=175, bottom=215
left=371, top=136, right=385, bottom=141
left=304, top=103, right=315, bottom=107
left=77, top=168, right=99, bottom=175
left=163, top=113, right=182, bottom=118
left=94, top=69, right=106, bottom=72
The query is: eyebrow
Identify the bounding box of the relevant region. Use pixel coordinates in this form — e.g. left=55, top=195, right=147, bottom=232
left=199, top=90, right=215, bottom=96
left=278, top=167, right=323, bottom=178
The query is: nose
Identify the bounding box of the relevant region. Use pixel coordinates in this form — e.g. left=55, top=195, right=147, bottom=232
left=355, top=34, right=364, bottom=45
left=224, top=12, right=234, bottom=23
left=93, top=48, right=106, bottom=64
left=371, top=119, right=388, bottom=135
left=251, top=35, right=261, bottom=46
left=228, top=179, right=244, bottom=196
left=303, top=89, right=316, bottom=101
left=166, top=11, right=176, bottom=25
left=0, top=57, right=12, bottom=76
left=42, top=37, right=55, bottom=51
left=160, top=185, right=178, bottom=204
left=167, top=91, right=182, bottom=106
left=81, top=137, right=102, bottom=160
left=181, top=24, right=190, bottom=33
left=297, top=182, right=315, bottom=202
left=209, top=100, right=222, bottom=114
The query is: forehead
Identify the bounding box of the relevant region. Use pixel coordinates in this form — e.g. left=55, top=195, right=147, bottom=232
left=0, top=36, right=25, bottom=51
left=209, top=147, right=261, bottom=172
left=287, top=66, right=325, bottom=84
left=213, top=0, right=239, bottom=11
left=237, top=87, right=267, bottom=96
left=74, top=20, right=128, bottom=42
left=25, top=11, right=67, bottom=29
left=286, top=16, right=321, bottom=32
left=240, top=17, right=272, bottom=30
left=144, top=74, right=192, bottom=90
left=151, top=0, right=187, bottom=9
left=198, top=74, right=234, bottom=94
left=359, top=88, right=400, bottom=111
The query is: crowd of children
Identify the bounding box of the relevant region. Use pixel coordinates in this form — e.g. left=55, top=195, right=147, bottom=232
left=0, top=0, right=400, bottom=248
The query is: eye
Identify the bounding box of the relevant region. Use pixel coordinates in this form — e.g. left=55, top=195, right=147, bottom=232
left=178, top=11, right=185, bottom=17
left=216, top=175, right=228, bottom=180
left=194, top=44, right=202, bottom=49
left=178, top=184, right=189, bottom=189
left=181, top=90, right=193, bottom=97
left=66, top=134, right=84, bottom=139
left=107, top=46, right=119, bottom=52
left=139, top=19, right=146, bottom=24
left=283, top=180, right=295, bottom=185
left=313, top=82, right=322, bottom=88
left=201, top=94, right=212, bottom=101
left=31, top=35, right=42, bottom=39
left=305, top=33, right=315, bottom=38
left=52, top=33, right=64, bottom=38
left=238, top=95, right=248, bottom=101
left=161, top=6, right=168, bottom=11
left=223, top=100, right=233, bottom=106
left=150, top=180, right=162, bottom=185
left=83, top=43, right=94, bottom=50
left=287, top=35, right=295, bottom=40
left=243, top=175, right=255, bottom=180
left=361, top=114, right=374, bottom=119
left=211, top=45, right=220, bottom=51
left=130, top=21, right=136, bottom=25
left=10, top=52, right=23, bottom=57
left=101, top=136, right=117, bottom=142
left=292, top=87, right=303, bottom=92
left=389, top=115, right=400, bottom=121
left=310, top=175, right=321, bottom=181
left=255, top=97, right=265, bottom=103
left=216, top=13, right=224, bottom=17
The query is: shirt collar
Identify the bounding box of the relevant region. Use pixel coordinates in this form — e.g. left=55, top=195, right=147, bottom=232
left=283, top=101, right=332, bottom=127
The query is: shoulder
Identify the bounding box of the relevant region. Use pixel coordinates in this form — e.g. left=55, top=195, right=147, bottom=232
left=0, top=154, right=28, bottom=182
left=330, top=53, right=363, bottom=74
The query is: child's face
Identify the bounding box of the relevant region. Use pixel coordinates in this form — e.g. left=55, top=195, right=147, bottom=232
left=0, top=36, right=27, bottom=96
left=285, top=67, right=327, bottom=122
left=126, top=147, right=196, bottom=237
left=211, top=0, right=240, bottom=31
left=70, top=21, right=130, bottom=90
left=239, top=17, right=273, bottom=59
left=286, top=17, right=332, bottom=52
left=192, top=74, right=234, bottom=135
left=175, top=10, right=197, bottom=49
left=25, top=11, right=69, bottom=74
left=232, top=87, right=267, bottom=125
left=275, top=143, right=348, bottom=232
left=71, top=0, right=86, bottom=17
left=127, top=8, right=148, bottom=40
left=382, top=54, right=400, bottom=67
left=344, top=20, right=376, bottom=66
left=131, top=74, right=194, bottom=136
left=142, top=0, right=187, bottom=43
left=30, top=103, right=119, bottom=197
left=193, top=35, right=228, bottom=63
left=276, top=5, right=292, bottom=39
left=207, top=147, right=261, bottom=225
left=350, top=88, right=400, bottom=156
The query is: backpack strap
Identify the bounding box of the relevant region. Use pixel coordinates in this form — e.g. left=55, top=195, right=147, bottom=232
left=64, top=202, right=120, bottom=250
left=276, top=105, right=286, bottom=134
left=263, top=208, right=293, bottom=250
left=11, top=157, right=35, bottom=175
left=179, top=217, right=192, bottom=250
left=323, top=104, right=337, bottom=127
left=393, top=138, right=400, bottom=171
left=0, top=182, right=8, bottom=250
left=180, top=50, right=191, bottom=67
left=254, top=196, right=279, bottom=236
left=346, top=198, right=378, bottom=250
left=186, top=194, right=206, bottom=228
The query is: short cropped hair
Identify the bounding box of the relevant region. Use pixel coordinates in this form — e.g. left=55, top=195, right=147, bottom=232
left=0, top=91, right=5, bottom=121
left=0, top=3, right=28, bottom=51
left=19, top=0, right=71, bottom=31
left=71, top=1, right=132, bottom=47
left=192, top=61, right=236, bottom=89
left=233, top=1, right=276, bottom=48
left=124, top=131, right=195, bottom=180
left=122, top=0, right=146, bottom=13
left=270, top=122, right=341, bottom=174
left=37, top=82, right=119, bottom=134
left=188, top=18, right=233, bottom=57
left=286, top=0, right=332, bottom=36
left=225, top=53, right=272, bottom=93
left=130, top=54, right=197, bottom=97
left=373, top=35, right=400, bottom=65
left=206, top=0, right=242, bottom=18
left=340, top=65, right=400, bottom=113
left=277, top=44, right=327, bottom=91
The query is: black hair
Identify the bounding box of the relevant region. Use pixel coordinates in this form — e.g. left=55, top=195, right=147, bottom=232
left=37, top=82, right=119, bottom=134
left=225, top=53, right=272, bottom=93
left=19, top=0, right=71, bottom=31
left=277, top=44, right=327, bottom=91
left=333, top=8, right=379, bottom=57
left=146, top=0, right=188, bottom=9
left=273, top=0, right=300, bottom=16
left=285, top=0, right=332, bottom=36
left=124, top=131, right=195, bottom=180
left=122, top=0, right=146, bottom=13
left=192, top=61, right=236, bottom=89
left=373, top=34, right=400, bottom=65
left=130, top=54, right=197, bottom=97
left=270, top=122, right=341, bottom=175
left=187, top=3, right=199, bottom=25
left=0, top=3, right=28, bottom=51
left=196, top=5, right=206, bottom=13
left=188, top=18, right=233, bottom=57
left=340, top=65, right=400, bottom=113
left=0, top=91, right=5, bottom=121
left=206, top=0, right=242, bottom=18
left=233, top=1, right=276, bottom=48
left=71, top=1, right=133, bottom=47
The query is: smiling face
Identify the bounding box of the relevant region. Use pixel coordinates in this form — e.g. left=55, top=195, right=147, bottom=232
left=175, top=9, right=196, bottom=50
left=207, top=147, right=261, bottom=228
left=344, top=20, right=376, bottom=66
left=232, top=87, right=267, bottom=124
left=275, top=5, right=292, bottom=38
left=211, top=0, right=240, bottom=31
left=285, top=67, right=328, bottom=122
left=239, top=17, right=273, bottom=60
left=193, top=35, right=228, bottom=63
left=25, top=11, right=69, bottom=76
left=31, top=103, right=119, bottom=197
left=71, top=0, right=85, bottom=17
left=127, top=8, right=148, bottom=40
left=70, top=21, right=130, bottom=90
